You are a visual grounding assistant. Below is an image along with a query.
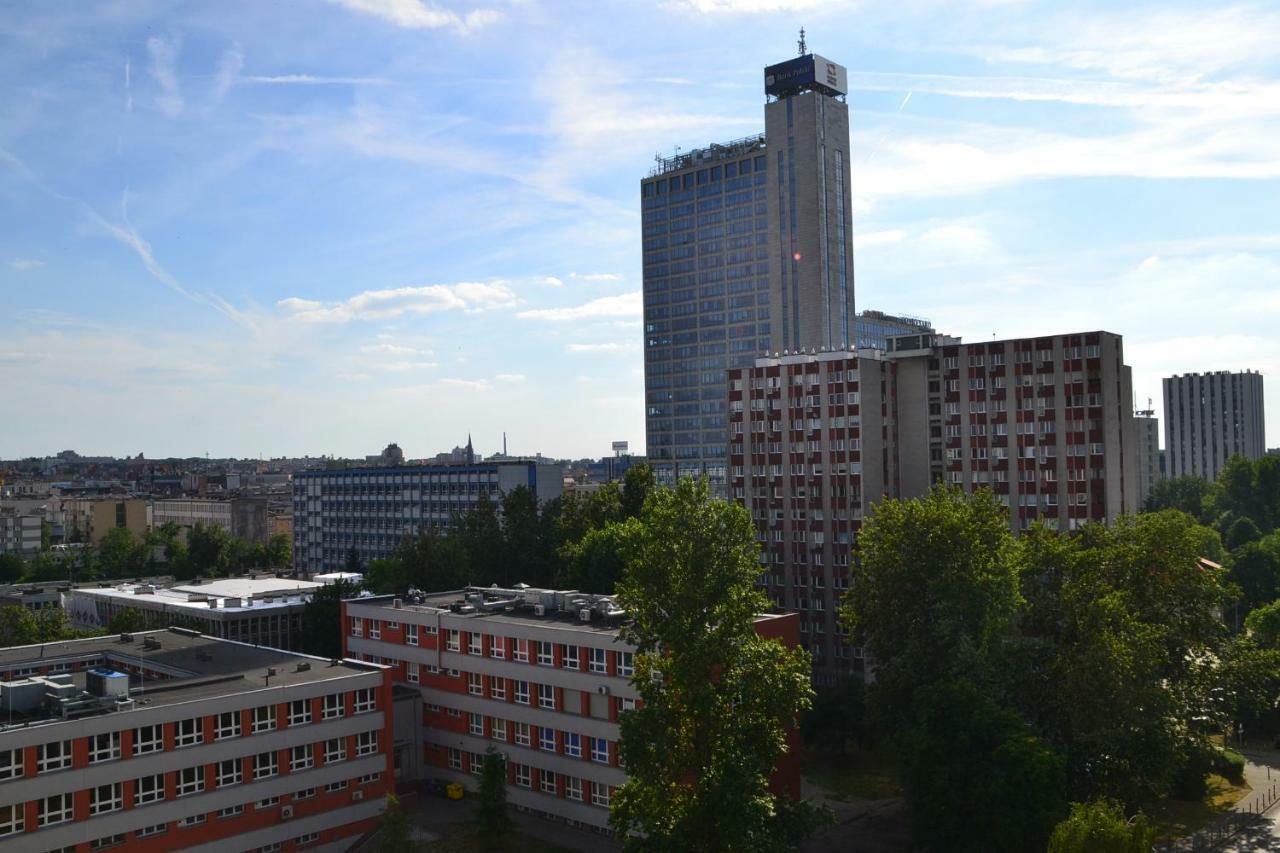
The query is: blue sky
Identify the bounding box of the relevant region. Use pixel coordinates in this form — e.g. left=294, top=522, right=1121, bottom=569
left=2, top=0, right=1278, bottom=460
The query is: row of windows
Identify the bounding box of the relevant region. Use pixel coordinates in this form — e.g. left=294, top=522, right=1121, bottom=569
left=461, top=713, right=619, bottom=763
left=446, top=749, right=614, bottom=807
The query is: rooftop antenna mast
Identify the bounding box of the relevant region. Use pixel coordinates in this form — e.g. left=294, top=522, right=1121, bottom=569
left=798, top=27, right=807, bottom=55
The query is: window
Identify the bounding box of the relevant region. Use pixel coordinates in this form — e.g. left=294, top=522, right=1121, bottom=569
left=254, top=751, right=279, bottom=779
left=514, top=723, right=531, bottom=747
left=407, top=664, right=419, bottom=684
left=136, top=824, right=166, bottom=838
left=39, top=793, right=73, bottom=826
left=0, top=748, right=21, bottom=780
left=446, top=668, right=460, bottom=678
left=90, top=834, right=126, bottom=849
left=89, top=731, right=122, bottom=763
left=253, top=705, right=277, bottom=733
left=176, top=717, right=202, bottom=747
left=490, top=678, right=506, bottom=701
left=591, top=782, right=612, bottom=807
left=296, top=832, right=321, bottom=847
left=590, top=737, right=609, bottom=764
left=490, top=719, right=506, bottom=742
left=469, top=713, right=484, bottom=737
left=295, top=787, right=316, bottom=800
left=537, top=641, right=554, bottom=666
left=448, top=748, right=463, bottom=770
left=564, top=732, right=582, bottom=758
left=178, top=814, right=206, bottom=827
left=368, top=620, right=380, bottom=640
left=489, top=636, right=506, bottom=659
left=356, top=731, right=378, bottom=756
left=322, top=694, right=343, bottom=719
left=565, top=777, right=583, bottom=802
left=218, top=804, right=244, bottom=818
left=588, top=648, right=608, bottom=674
left=406, top=624, right=418, bottom=646
left=133, top=724, right=162, bottom=755
left=513, top=638, right=529, bottom=662
left=514, top=764, right=531, bottom=788
left=350, top=616, right=363, bottom=637
left=539, top=727, right=556, bottom=752
left=325, top=779, right=348, bottom=793
left=354, top=688, right=376, bottom=713
left=0, top=804, right=21, bottom=838
left=540, top=769, right=557, bottom=794
left=90, top=783, right=123, bottom=815
left=37, top=740, right=71, bottom=772
left=468, top=673, right=483, bottom=696
left=538, top=683, right=556, bottom=710
left=291, top=744, right=314, bottom=771
left=215, top=710, right=241, bottom=739
left=256, top=796, right=280, bottom=809
left=177, top=766, right=204, bottom=796
left=289, top=699, right=312, bottom=725
left=424, top=624, right=438, bottom=636
left=325, top=738, right=346, bottom=764
left=621, top=697, right=638, bottom=713
left=562, top=645, right=579, bottom=669
left=514, top=680, right=530, bottom=705
left=445, top=630, right=460, bottom=652
left=217, top=758, right=243, bottom=787
left=135, top=774, right=165, bottom=805
left=359, top=772, right=381, bottom=786
left=468, top=632, right=482, bottom=656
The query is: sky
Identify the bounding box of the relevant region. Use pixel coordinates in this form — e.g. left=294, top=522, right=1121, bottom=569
left=1, top=0, right=1278, bottom=461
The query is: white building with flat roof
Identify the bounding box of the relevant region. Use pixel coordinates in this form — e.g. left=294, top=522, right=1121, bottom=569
left=65, top=577, right=325, bottom=651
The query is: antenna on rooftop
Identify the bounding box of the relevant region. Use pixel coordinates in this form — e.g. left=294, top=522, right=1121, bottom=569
left=797, top=27, right=807, bottom=55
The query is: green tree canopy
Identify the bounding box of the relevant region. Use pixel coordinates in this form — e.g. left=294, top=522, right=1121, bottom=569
left=1145, top=475, right=1215, bottom=520
left=610, top=478, right=825, bottom=852
left=0, top=554, right=24, bottom=584
left=298, top=579, right=362, bottom=659
left=377, top=794, right=414, bottom=853
left=107, top=607, right=147, bottom=634
left=1047, top=799, right=1156, bottom=853
left=475, top=747, right=515, bottom=849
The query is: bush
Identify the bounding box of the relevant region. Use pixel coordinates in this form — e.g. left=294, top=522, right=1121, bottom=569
left=1214, top=749, right=1246, bottom=785
left=1172, top=747, right=1211, bottom=800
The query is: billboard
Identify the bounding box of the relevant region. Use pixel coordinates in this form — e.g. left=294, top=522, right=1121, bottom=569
left=612, top=441, right=630, bottom=454
left=764, top=54, right=847, bottom=97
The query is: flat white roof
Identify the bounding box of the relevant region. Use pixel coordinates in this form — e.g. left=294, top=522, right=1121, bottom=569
left=170, top=577, right=323, bottom=598
left=72, top=577, right=323, bottom=613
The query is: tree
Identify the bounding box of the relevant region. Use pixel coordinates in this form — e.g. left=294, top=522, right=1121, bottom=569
left=1229, top=535, right=1280, bottom=612
left=184, top=522, right=231, bottom=578
left=0, top=554, right=24, bottom=584
left=345, top=547, right=363, bottom=574
left=475, top=747, right=515, bottom=849
left=0, top=606, right=39, bottom=646
left=298, top=579, right=361, bottom=659
left=107, top=607, right=147, bottom=634
left=1047, top=799, right=1156, bottom=853
left=610, top=478, right=824, bottom=852
left=1145, top=475, right=1215, bottom=520
left=501, top=486, right=550, bottom=587
left=620, top=463, right=655, bottom=519
left=97, top=526, right=145, bottom=578
left=266, top=534, right=291, bottom=569
left=1246, top=599, right=1280, bottom=648
left=455, top=494, right=503, bottom=585
left=555, top=524, right=627, bottom=594
left=378, top=794, right=414, bottom=853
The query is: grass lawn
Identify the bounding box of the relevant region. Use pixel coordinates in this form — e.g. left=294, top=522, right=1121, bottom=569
left=418, top=823, right=577, bottom=853
left=802, top=745, right=902, bottom=801
left=1143, top=774, right=1252, bottom=843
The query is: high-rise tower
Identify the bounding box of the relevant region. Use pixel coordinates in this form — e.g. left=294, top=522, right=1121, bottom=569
left=641, top=44, right=855, bottom=492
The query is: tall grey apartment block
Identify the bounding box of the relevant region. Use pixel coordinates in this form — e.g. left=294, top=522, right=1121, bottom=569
left=1133, top=412, right=1163, bottom=506
left=642, top=51, right=855, bottom=493
left=1163, top=371, right=1266, bottom=481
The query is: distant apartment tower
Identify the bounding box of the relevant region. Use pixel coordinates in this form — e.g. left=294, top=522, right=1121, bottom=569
left=854, top=309, right=933, bottom=350
left=292, top=461, right=563, bottom=575
left=1133, top=410, right=1163, bottom=506
left=0, top=629, right=392, bottom=853
left=0, top=508, right=41, bottom=555
left=1163, top=370, right=1266, bottom=480
left=729, top=330, right=1139, bottom=682
left=643, top=49, right=855, bottom=494
left=61, top=498, right=147, bottom=546
left=341, top=586, right=801, bottom=834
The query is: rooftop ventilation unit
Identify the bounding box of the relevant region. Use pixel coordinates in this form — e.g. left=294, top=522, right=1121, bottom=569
left=533, top=604, right=546, bottom=616
left=143, top=637, right=161, bottom=650
left=578, top=609, right=592, bottom=622
left=119, top=633, right=133, bottom=643
left=295, top=662, right=311, bottom=673
left=393, top=598, right=403, bottom=609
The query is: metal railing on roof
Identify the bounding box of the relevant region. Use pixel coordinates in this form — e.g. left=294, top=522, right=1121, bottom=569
left=649, top=134, right=767, bottom=177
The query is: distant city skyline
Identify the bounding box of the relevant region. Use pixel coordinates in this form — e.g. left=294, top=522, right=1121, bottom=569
left=2, top=0, right=1278, bottom=458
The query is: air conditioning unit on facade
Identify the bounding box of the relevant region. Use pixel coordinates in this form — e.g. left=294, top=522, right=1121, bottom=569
left=352, top=790, right=364, bottom=802
left=281, top=805, right=294, bottom=819
left=597, top=685, right=610, bottom=696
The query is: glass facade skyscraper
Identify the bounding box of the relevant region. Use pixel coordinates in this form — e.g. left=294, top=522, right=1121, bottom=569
left=642, top=51, right=856, bottom=492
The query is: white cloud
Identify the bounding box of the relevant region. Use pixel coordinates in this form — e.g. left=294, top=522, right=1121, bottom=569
left=328, top=0, right=500, bottom=33
left=242, top=75, right=390, bottom=86
left=279, top=281, right=519, bottom=323
left=667, top=0, right=828, bottom=12
left=517, top=291, right=641, bottom=322
left=360, top=343, right=434, bottom=356
left=565, top=342, right=632, bottom=354
left=372, top=360, right=438, bottom=371
left=854, top=230, right=904, bottom=250
left=146, top=36, right=183, bottom=117
left=493, top=373, right=525, bottom=383
left=569, top=272, right=623, bottom=282
left=541, top=276, right=564, bottom=287
left=10, top=259, right=44, bottom=271
left=211, top=46, right=243, bottom=105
